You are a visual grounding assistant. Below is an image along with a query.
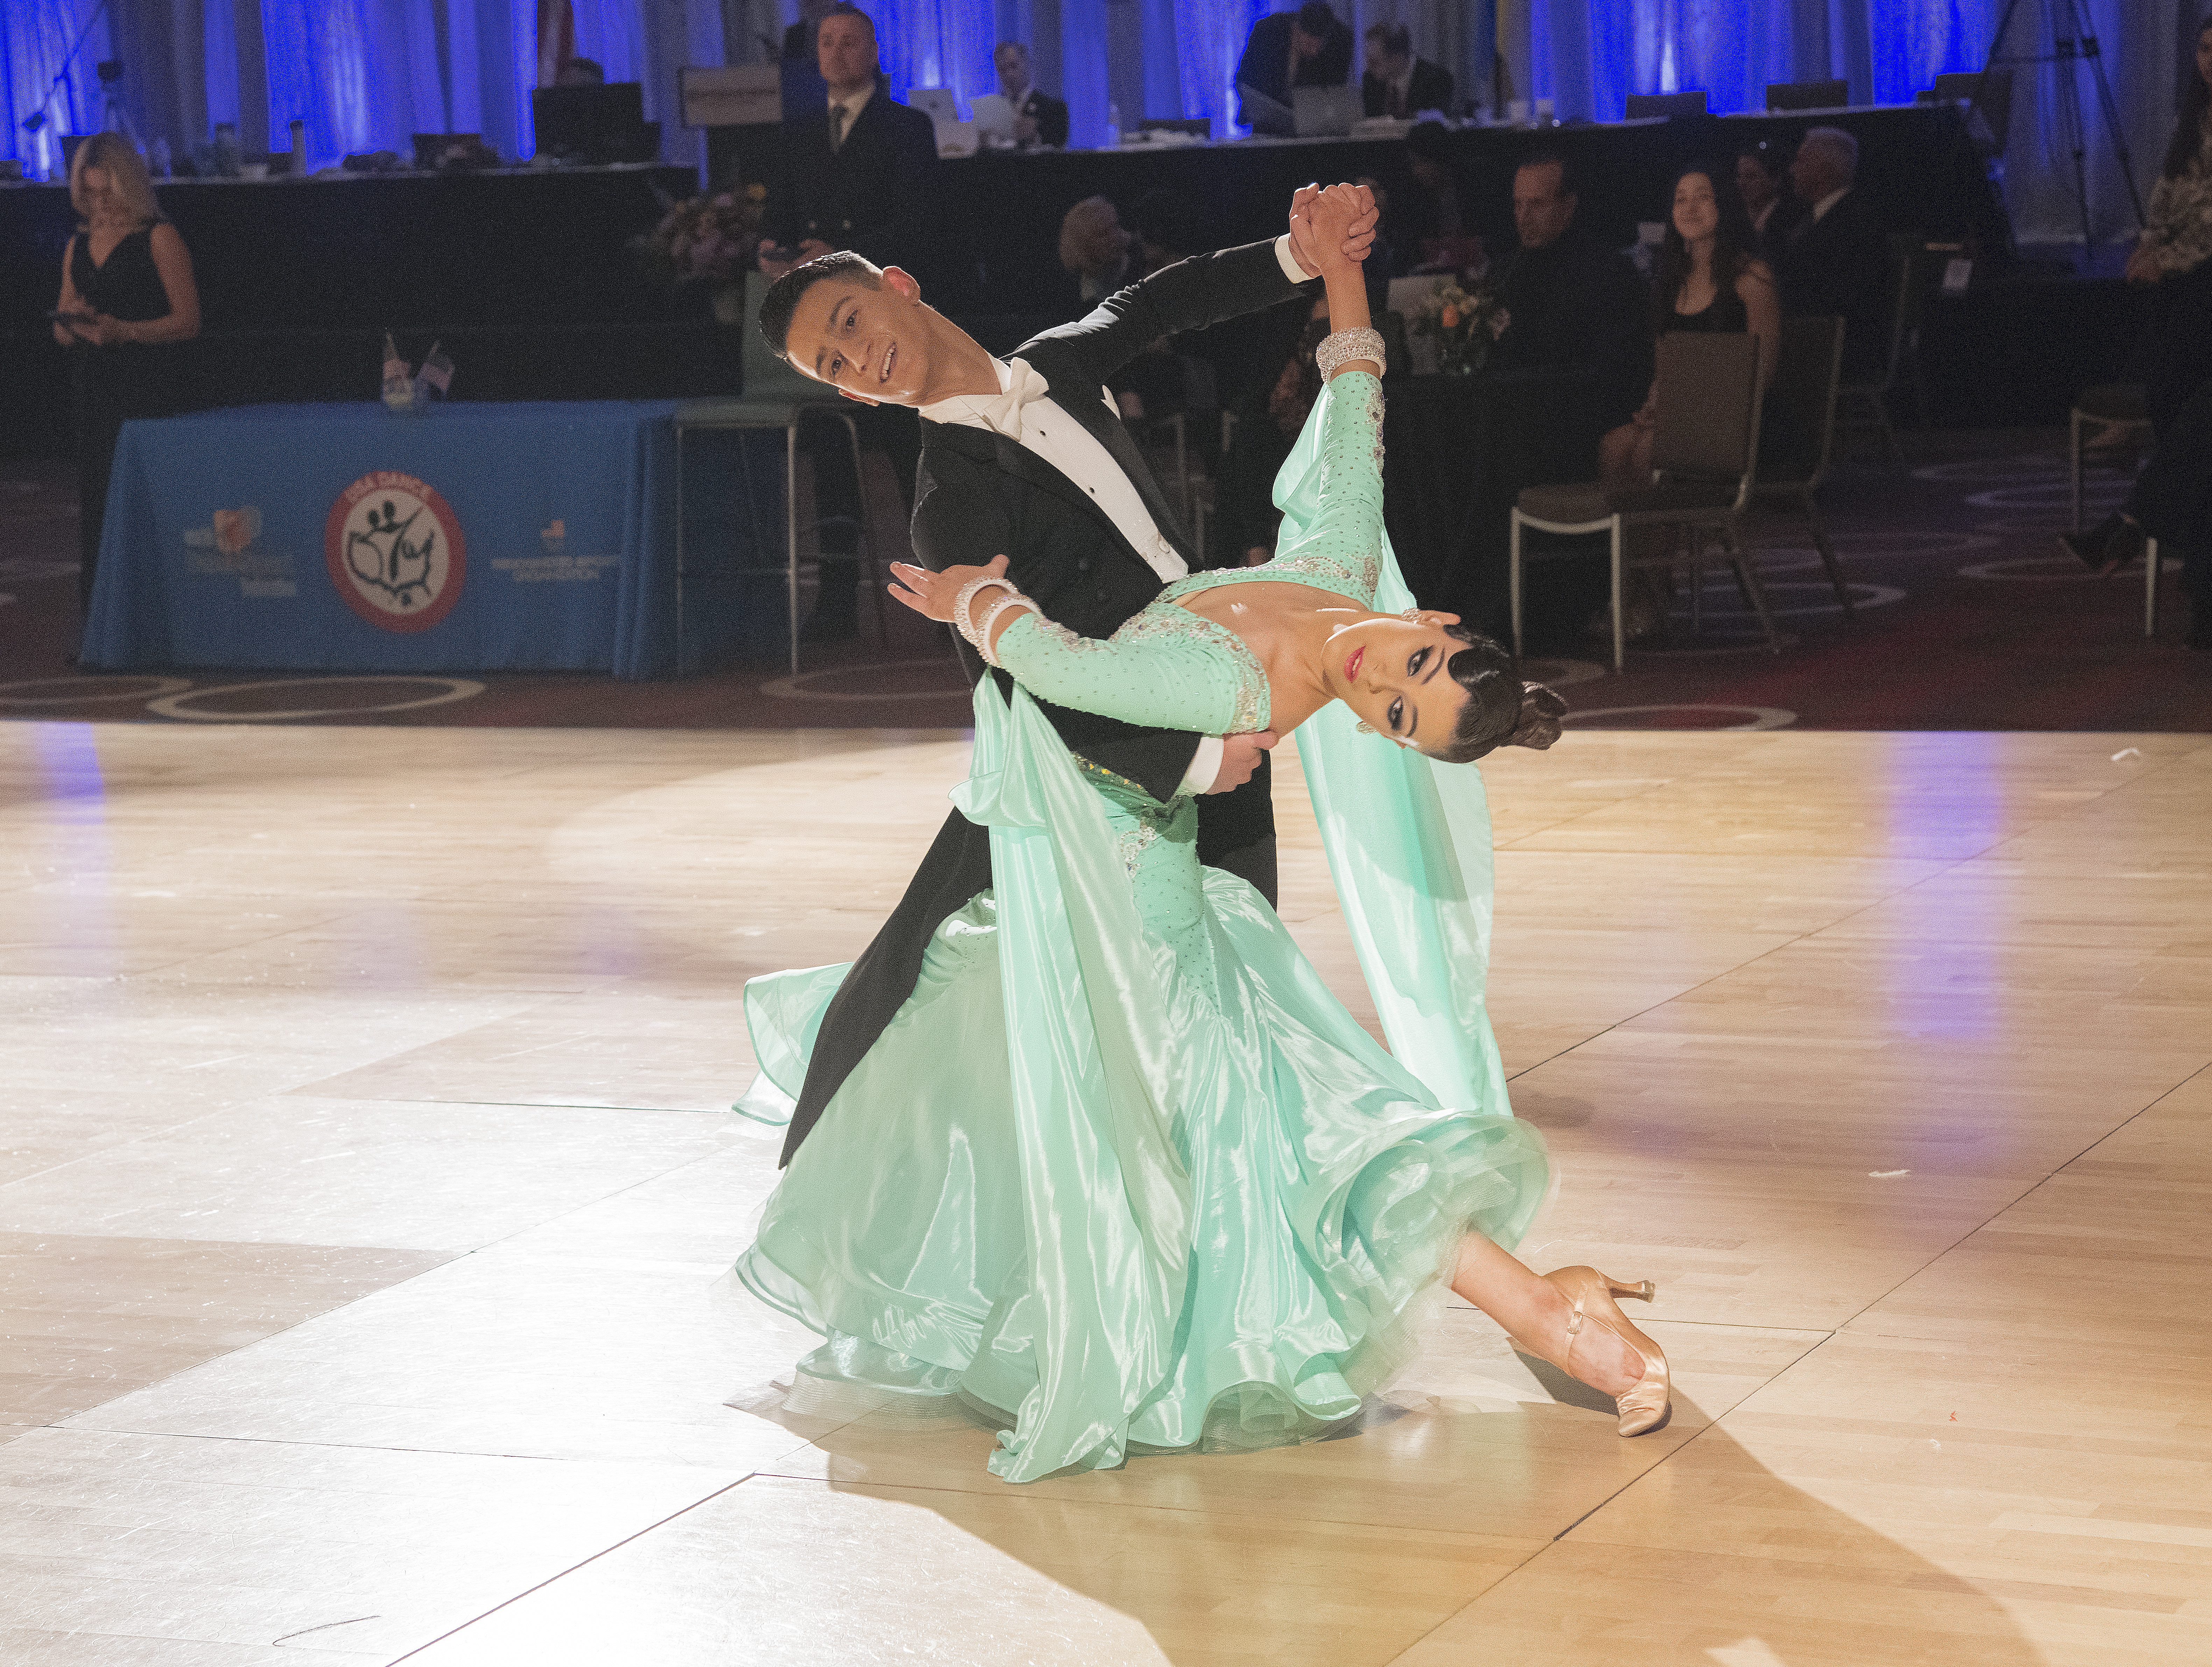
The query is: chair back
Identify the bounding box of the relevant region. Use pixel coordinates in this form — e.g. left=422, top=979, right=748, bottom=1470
left=1764, top=79, right=1846, bottom=111
left=740, top=270, right=826, bottom=403
left=1933, top=68, right=2011, bottom=155
left=1872, top=233, right=1928, bottom=391
left=1625, top=91, right=1707, bottom=120
left=1761, top=316, right=1844, bottom=489
left=1650, top=331, right=1763, bottom=495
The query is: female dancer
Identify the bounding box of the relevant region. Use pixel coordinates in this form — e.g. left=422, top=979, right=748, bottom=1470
left=733, top=184, right=1666, bottom=1483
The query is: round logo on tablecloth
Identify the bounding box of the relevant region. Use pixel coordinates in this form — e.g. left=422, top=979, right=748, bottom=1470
left=324, top=471, right=466, bottom=632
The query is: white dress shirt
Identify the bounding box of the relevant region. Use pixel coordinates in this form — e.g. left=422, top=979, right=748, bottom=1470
left=917, top=236, right=1308, bottom=792
left=827, top=84, right=874, bottom=150
left=1810, top=186, right=1850, bottom=224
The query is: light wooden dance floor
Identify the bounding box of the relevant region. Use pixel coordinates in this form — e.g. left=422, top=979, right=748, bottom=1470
left=3, top=721, right=2208, bottom=1667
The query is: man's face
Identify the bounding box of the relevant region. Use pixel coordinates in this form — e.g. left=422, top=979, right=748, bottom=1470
left=1291, top=24, right=1323, bottom=59
left=1513, top=161, right=1575, bottom=248
left=783, top=268, right=933, bottom=407
left=994, top=43, right=1028, bottom=96
left=817, top=14, right=876, bottom=92
left=1736, top=154, right=1777, bottom=213
left=1368, top=38, right=1408, bottom=80
left=1790, top=142, right=1843, bottom=202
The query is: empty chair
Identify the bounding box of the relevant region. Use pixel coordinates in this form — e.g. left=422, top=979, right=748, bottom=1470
left=1765, top=80, right=1847, bottom=111
left=1748, top=316, right=1852, bottom=613
left=1625, top=91, right=1707, bottom=120
left=1833, top=235, right=1929, bottom=471
left=2068, top=383, right=2154, bottom=534
left=1510, top=331, right=1777, bottom=671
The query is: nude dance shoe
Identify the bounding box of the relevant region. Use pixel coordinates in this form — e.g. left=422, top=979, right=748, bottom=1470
left=1541, top=1265, right=1671, bottom=1436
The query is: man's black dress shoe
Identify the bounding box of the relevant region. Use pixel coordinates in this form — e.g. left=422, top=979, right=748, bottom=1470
left=2059, top=515, right=2143, bottom=572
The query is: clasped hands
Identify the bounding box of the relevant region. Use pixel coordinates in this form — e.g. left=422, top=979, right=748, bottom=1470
left=1287, top=181, right=1377, bottom=279
left=890, top=555, right=1275, bottom=795
left=54, top=310, right=130, bottom=346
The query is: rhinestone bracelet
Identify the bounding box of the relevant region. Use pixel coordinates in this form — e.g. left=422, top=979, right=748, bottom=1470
left=1315, top=326, right=1386, bottom=380
left=974, top=592, right=1037, bottom=666
left=952, top=575, right=1019, bottom=654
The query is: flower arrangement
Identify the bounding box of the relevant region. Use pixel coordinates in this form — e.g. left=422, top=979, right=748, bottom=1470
left=636, top=184, right=768, bottom=290
left=1409, top=279, right=1509, bottom=376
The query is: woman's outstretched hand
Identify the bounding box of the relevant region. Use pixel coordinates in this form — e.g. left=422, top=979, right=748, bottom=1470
left=889, top=555, right=1009, bottom=623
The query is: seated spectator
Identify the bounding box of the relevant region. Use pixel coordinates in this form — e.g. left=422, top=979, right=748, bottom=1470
left=1127, top=187, right=1201, bottom=276
left=2064, top=374, right=2212, bottom=649
left=1383, top=120, right=1478, bottom=276
left=992, top=39, right=1068, bottom=148
left=1059, top=195, right=1133, bottom=304
left=1361, top=23, right=1453, bottom=120
left=1235, top=2, right=1353, bottom=126
left=1735, top=141, right=1803, bottom=267
left=1214, top=304, right=1331, bottom=568
left=1601, top=163, right=1782, bottom=489
left=1774, top=126, right=1891, bottom=381
left=2121, top=14, right=2212, bottom=436
left=1484, top=152, right=1652, bottom=429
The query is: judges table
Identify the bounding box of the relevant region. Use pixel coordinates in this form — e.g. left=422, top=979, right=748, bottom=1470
left=80, top=400, right=768, bottom=680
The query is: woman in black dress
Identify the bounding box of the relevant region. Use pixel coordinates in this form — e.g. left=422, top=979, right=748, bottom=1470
left=1600, top=163, right=1781, bottom=488
left=51, top=132, right=200, bottom=614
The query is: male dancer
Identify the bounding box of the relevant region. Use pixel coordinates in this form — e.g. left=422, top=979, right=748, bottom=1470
left=757, top=188, right=1377, bottom=1161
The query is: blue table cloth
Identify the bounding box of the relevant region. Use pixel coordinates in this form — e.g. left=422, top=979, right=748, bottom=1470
left=82, top=400, right=744, bottom=680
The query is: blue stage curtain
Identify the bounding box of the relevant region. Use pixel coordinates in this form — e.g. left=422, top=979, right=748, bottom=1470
left=2, top=0, right=114, bottom=178
left=868, top=0, right=1001, bottom=115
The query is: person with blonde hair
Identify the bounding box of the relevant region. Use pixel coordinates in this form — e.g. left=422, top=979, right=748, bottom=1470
left=52, top=132, right=201, bottom=614
left=1058, top=194, right=1132, bottom=303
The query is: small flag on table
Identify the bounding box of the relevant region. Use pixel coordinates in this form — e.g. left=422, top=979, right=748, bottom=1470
left=415, top=341, right=454, bottom=401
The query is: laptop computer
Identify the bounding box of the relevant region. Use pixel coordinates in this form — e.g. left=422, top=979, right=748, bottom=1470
left=1292, top=85, right=1357, bottom=137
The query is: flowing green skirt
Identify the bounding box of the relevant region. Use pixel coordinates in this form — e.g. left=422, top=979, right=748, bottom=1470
left=734, top=767, right=1549, bottom=1483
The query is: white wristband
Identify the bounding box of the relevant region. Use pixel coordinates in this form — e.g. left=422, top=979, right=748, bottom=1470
left=974, top=592, right=1035, bottom=666
left=1316, top=326, right=1386, bottom=379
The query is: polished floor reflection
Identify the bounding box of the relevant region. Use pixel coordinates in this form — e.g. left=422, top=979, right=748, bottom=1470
left=2, top=722, right=2207, bottom=1666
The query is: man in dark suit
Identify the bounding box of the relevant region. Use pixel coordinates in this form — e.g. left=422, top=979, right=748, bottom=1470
left=992, top=39, right=1068, bottom=148
left=1775, top=126, right=1893, bottom=382
left=754, top=187, right=1376, bottom=1162
left=1361, top=23, right=1453, bottom=119
left=760, top=3, right=939, bottom=640
left=1235, top=2, right=1354, bottom=125
left=1481, top=152, right=1656, bottom=645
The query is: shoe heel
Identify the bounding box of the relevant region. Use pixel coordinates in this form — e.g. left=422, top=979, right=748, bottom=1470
left=1605, top=1275, right=1655, bottom=1303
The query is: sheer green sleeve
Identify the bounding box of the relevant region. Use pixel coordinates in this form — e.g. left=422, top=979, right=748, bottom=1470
left=1265, top=369, right=1386, bottom=604
left=992, top=607, right=1271, bottom=737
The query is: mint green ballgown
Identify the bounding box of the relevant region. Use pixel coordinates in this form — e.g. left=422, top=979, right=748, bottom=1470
left=733, top=371, right=1550, bottom=1483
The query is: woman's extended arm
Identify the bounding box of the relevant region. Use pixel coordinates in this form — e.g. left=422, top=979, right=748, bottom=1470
left=890, top=556, right=1267, bottom=739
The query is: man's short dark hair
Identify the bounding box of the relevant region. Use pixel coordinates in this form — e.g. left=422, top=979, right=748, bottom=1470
left=1516, top=149, right=1576, bottom=197
left=1406, top=119, right=1452, bottom=164
left=820, top=2, right=873, bottom=39
left=1296, top=3, right=1337, bottom=35
left=1365, top=23, right=1411, bottom=57
left=758, top=251, right=880, bottom=363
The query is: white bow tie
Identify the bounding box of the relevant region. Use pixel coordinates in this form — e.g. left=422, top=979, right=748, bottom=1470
left=965, top=357, right=1054, bottom=437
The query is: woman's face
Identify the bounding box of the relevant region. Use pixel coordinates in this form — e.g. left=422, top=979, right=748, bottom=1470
left=80, top=163, right=114, bottom=210
left=1323, top=612, right=1471, bottom=755
left=1672, top=172, right=1720, bottom=244
left=1735, top=154, right=1776, bottom=213
left=2197, top=26, right=2212, bottom=92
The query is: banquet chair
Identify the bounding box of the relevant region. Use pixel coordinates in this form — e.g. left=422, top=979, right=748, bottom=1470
left=1624, top=91, right=1707, bottom=120
left=1748, top=316, right=1852, bottom=614
left=1765, top=79, right=1847, bottom=111
left=2068, top=383, right=2154, bottom=533
left=672, top=272, right=883, bottom=677
left=1833, top=235, right=1927, bottom=471
left=1510, top=332, right=1777, bottom=671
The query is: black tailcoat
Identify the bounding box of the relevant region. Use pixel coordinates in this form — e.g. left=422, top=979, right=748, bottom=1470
left=780, top=237, right=1315, bottom=1164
